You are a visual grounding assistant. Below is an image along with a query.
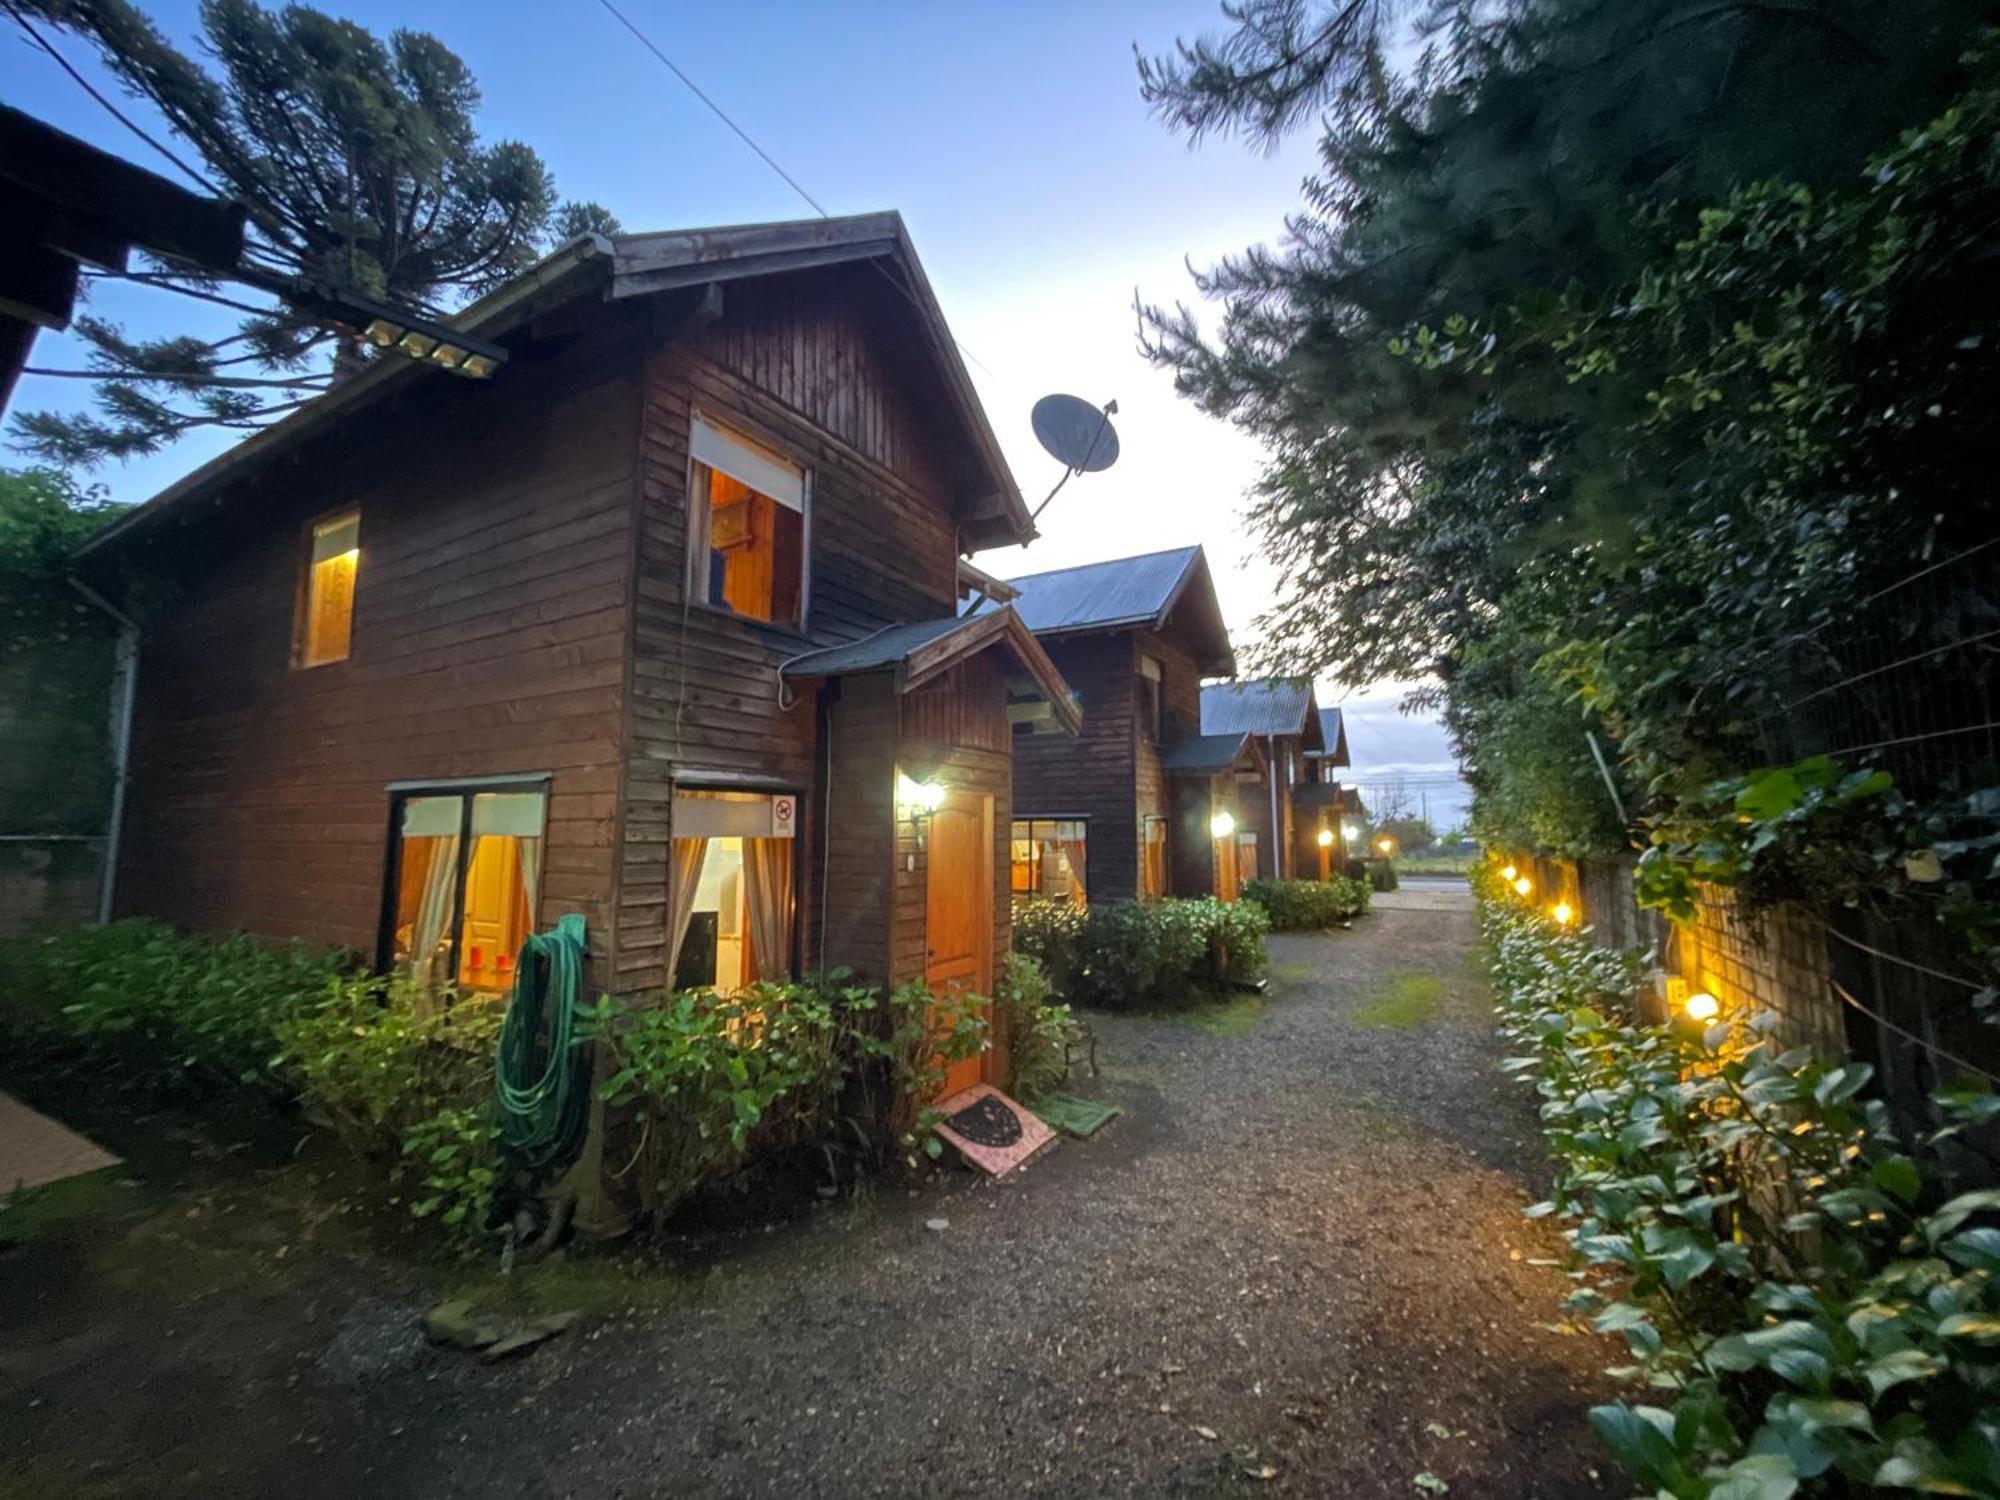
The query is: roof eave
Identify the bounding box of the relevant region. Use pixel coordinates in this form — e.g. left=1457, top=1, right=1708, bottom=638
left=76, top=233, right=614, bottom=562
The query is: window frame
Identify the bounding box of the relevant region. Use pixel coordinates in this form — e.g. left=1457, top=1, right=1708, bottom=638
left=671, top=777, right=808, bottom=984
left=375, top=773, right=551, bottom=986
left=684, top=412, right=813, bottom=634
left=1137, top=653, right=1165, bottom=743
left=1010, top=815, right=1089, bottom=904
left=293, top=505, right=361, bottom=669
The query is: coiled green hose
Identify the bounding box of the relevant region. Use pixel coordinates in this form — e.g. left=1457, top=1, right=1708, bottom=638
left=493, top=912, right=592, bottom=1171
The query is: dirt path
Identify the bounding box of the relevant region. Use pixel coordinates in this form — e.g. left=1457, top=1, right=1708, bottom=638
left=3, top=893, right=1619, bottom=1498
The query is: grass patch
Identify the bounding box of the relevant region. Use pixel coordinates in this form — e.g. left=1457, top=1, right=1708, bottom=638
left=439, top=1248, right=696, bottom=1321
left=0, top=1166, right=143, bottom=1242
left=1174, top=991, right=1271, bottom=1037
left=1350, top=972, right=1447, bottom=1029
left=1269, top=961, right=1313, bottom=985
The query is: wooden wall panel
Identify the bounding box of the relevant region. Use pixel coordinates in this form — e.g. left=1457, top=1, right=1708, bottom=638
left=1010, top=634, right=1141, bottom=901
left=616, top=280, right=968, bottom=991
left=111, top=324, right=645, bottom=970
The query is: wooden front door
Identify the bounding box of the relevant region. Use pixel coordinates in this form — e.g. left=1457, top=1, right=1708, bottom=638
left=925, top=790, right=992, bottom=1097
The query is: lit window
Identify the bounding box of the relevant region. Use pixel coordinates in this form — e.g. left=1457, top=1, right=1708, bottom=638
left=1142, top=815, right=1168, bottom=899
left=1010, top=818, right=1087, bottom=908
left=1138, top=654, right=1164, bottom=742
left=384, top=785, right=545, bottom=993
left=670, top=789, right=797, bottom=992
left=689, top=416, right=806, bottom=626
left=298, top=509, right=359, bottom=666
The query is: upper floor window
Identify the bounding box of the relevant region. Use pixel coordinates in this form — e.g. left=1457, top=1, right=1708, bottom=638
left=689, top=416, right=806, bottom=626
left=1138, top=653, right=1165, bottom=742
left=297, top=508, right=358, bottom=667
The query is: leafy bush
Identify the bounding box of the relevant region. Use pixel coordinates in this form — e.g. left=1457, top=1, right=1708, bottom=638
left=9, top=918, right=350, bottom=1094
left=1365, top=859, right=1398, bottom=893
left=1243, top=876, right=1370, bottom=930
left=990, top=952, right=1080, bottom=1101
left=1015, top=896, right=1268, bottom=1009
left=591, top=979, right=857, bottom=1218
left=1483, top=883, right=2000, bottom=1497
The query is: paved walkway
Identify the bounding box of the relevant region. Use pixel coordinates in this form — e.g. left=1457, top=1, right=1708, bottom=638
left=0, top=1088, right=118, bottom=1194
left=4, top=891, right=1618, bottom=1498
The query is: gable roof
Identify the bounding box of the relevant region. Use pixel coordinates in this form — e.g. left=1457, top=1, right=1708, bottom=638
left=1304, top=707, right=1352, bottom=768
left=1199, top=678, right=1323, bottom=748
left=780, top=607, right=1081, bottom=736
left=80, top=212, right=1030, bottom=560
left=967, top=545, right=1235, bottom=675
left=1160, top=731, right=1262, bottom=776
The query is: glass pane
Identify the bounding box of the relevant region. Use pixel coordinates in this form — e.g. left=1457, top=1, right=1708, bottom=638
left=393, top=795, right=462, bottom=987
left=702, top=465, right=804, bottom=624
left=301, top=512, right=358, bottom=666
left=682, top=837, right=746, bottom=993
left=453, top=792, right=546, bottom=993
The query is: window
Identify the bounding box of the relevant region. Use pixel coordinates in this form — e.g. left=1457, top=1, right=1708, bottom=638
left=297, top=509, right=359, bottom=666
left=382, top=783, right=546, bottom=993
left=1010, top=818, right=1087, bottom=908
left=1236, top=830, right=1259, bottom=887
left=689, top=416, right=806, bottom=626
left=1141, top=815, right=1168, bottom=900
left=1138, top=653, right=1164, bottom=742
left=670, top=789, right=797, bottom=992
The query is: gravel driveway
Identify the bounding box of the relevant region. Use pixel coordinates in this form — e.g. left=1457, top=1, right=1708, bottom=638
left=4, top=889, right=1621, bottom=1498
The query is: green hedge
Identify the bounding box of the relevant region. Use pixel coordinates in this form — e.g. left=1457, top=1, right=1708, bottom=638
left=1481, top=874, right=2000, bottom=1497
left=1242, top=876, right=1370, bottom=930
left=2, top=923, right=1082, bottom=1242
left=1013, top=896, right=1267, bottom=1009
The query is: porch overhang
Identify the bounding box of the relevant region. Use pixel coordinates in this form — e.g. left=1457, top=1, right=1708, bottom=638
left=1161, top=731, right=1263, bottom=778
left=781, top=607, right=1081, bottom=736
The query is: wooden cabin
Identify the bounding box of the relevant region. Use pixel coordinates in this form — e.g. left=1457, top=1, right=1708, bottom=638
left=1295, top=707, right=1359, bottom=877
left=71, top=214, right=1079, bottom=1067
left=967, top=546, right=1250, bottom=904
left=1198, top=679, right=1327, bottom=881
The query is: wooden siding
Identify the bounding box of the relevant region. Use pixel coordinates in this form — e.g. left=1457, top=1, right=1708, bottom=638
left=614, top=274, right=969, bottom=992
left=1010, top=634, right=1140, bottom=900
left=112, top=324, right=644, bottom=967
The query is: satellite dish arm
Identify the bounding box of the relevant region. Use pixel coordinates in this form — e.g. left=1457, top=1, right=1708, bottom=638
left=1029, top=398, right=1117, bottom=525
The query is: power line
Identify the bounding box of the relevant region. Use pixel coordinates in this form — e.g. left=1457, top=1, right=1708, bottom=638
left=593, top=0, right=827, bottom=218
left=6, top=3, right=221, bottom=196
left=589, top=0, right=1002, bottom=386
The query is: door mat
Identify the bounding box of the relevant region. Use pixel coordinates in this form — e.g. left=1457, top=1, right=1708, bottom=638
left=933, top=1084, right=1055, bottom=1177
left=1032, top=1093, right=1122, bottom=1139
left=0, top=1090, right=119, bottom=1194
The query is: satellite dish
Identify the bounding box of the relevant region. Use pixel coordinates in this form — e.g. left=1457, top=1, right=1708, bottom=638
left=1032, top=393, right=1119, bottom=474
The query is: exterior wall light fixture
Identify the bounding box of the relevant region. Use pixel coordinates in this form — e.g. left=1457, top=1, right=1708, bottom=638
left=1210, top=810, right=1236, bottom=839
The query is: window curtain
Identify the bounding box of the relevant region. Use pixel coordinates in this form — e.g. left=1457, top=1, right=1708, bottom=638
left=742, top=837, right=795, bottom=981
left=666, top=837, right=710, bottom=983
left=1060, top=832, right=1088, bottom=909
left=410, top=835, right=460, bottom=984
left=516, top=836, right=544, bottom=933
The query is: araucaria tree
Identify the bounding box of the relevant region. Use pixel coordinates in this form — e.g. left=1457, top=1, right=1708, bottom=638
left=1140, top=0, right=2000, bottom=862
left=9, top=0, right=619, bottom=465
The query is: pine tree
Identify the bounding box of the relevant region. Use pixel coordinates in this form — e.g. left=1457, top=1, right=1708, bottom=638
left=8, top=0, right=620, bottom=465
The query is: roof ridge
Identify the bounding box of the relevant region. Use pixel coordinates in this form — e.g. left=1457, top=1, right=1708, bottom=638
left=995, top=543, right=1201, bottom=587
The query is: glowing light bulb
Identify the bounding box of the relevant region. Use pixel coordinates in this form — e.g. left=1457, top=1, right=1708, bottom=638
left=1685, top=991, right=1719, bottom=1022
left=1501, top=865, right=1518, bottom=881
left=1316, top=829, right=1335, bottom=848
left=1513, top=876, right=1533, bottom=897
left=1210, top=811, right=1236, bottom=839
left=1551, top=901, right=1574, bottom=925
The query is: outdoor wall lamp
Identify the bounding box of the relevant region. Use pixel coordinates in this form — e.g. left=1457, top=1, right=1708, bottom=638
left=1684, top=990, right=1720, bottom=1022
left=1513, top=875, right=1533, bottom=897
left=1209, top=810, right=1236, bottom=839
left=896, top=774, right=947, bottom=817
left=1376, top=836, right=1395, bottom=856
left=1316, top=828, right=1335, bottom=848
left=1342, top=823, right=1360, bottom=842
